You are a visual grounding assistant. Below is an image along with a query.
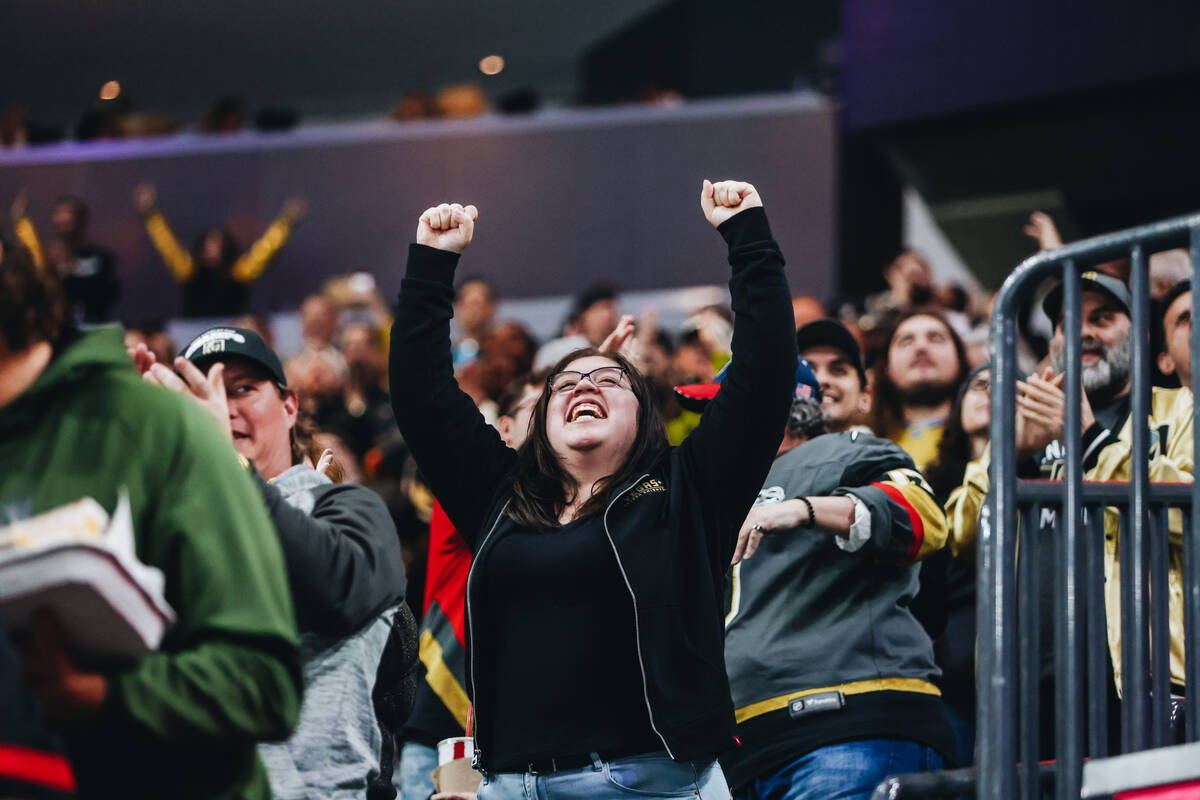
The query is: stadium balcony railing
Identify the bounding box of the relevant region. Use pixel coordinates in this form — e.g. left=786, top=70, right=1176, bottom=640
left=871, top=211, right=1200, bottom=800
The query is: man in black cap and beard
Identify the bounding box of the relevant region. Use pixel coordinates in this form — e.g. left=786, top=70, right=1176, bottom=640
left=948, top=271, right=1194, bottom=755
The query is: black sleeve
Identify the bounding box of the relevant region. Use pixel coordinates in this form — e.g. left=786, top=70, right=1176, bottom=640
left=254, top=474, right=407, bottom=638
left=677, top=207, right=796, bottom=560
left=388, top=244, right=517, bottom=548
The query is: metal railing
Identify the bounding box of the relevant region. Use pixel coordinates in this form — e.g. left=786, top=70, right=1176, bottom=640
left=976, top=212, right=1200, bottom=800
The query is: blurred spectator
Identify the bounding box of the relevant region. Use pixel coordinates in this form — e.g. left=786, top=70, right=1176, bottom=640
left=286, top=347, right=345, bottom=419
left=533, top=283, right=620, bottom=370
left=74, top=100, right=129, bottom=141
left=313, top=431, right=364, bottom=485
left=452, top=276, right=497, bottom=370
left=468, top=321, right=539, bottom=408
left=795, top=318, right=871, bottom=433
left=399, top=370, right=546, bottom=800
left=433, top=83, right=488, bottom=118
left=235, top=313, right=276, bottom=351
left=1022, top=211, right=1064, bottom=251
left=391, top=90, right=437, bottom=121
left=133, top=182, right=306, bottom=317
left=12, top=193, right=120, bottom=323
left=1150, top=249, right=1192, bottom=300
left=1024, top=209, right=1131, bottom=283
left=868, top=250, right=935, bottom=315
left=122, top=320, right=175, bottom=366
left=497, top=87, right=542, bottom=115
left=297, top=293, right=349, bottom=386
left=922, top=365, right=991, bottom=767
left=451, top=318, right=538, bottom=427
left=0, top=108, right=28, bottom=148
left=790, top=293, right=826, bottom=329
left=202, top=97, right=247, bottom=133
left=572, top=283, right=621, bottom=347
left=300, top=294, right=340, bottom=353
left=315, top=323, right=396, bottom=462
left=1157, top=279, right=1192, bottom=390
left=867, top=310, right=970, bottom=472
left=1, top=241, right=302, bottom=798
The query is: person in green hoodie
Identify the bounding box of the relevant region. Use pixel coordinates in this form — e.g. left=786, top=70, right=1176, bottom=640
left=0, top=239, right=303, bottom=799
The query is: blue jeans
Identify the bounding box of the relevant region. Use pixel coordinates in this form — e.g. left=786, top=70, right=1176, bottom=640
left=738, top=739, right=944, bottom=800
left=478, top=751, right=732, bottom=800
left=397, top=741, right=438, bottom=800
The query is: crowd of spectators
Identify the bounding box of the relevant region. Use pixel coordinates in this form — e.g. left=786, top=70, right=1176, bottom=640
left=0, top=187, right=1194, bottom=799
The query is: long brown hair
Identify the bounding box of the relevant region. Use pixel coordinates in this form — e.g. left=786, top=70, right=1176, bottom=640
left=506, top=348, right=667, bottom=531
left=867, top=308, right=969, bottom=440
left=274, top=383, right=344, bottom=483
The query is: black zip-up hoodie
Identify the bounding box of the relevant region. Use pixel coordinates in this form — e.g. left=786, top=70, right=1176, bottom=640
left=389, top=207, right=795, bottom=766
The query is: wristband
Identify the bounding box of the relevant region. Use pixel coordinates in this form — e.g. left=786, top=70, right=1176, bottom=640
left=798, top=496, right=816, bottom=529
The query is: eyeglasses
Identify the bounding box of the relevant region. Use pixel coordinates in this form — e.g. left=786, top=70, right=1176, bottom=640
left=548, top=366, right=629, bottom=394
left=967, top=376, right=991, bottom=394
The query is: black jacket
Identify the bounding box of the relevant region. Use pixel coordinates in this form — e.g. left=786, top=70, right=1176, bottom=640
left=389, top=207, right=795, bottom=766
left=252, top=471, right=406, bottom=637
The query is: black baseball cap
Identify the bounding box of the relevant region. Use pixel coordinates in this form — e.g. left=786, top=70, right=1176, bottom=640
left=794, top=318, right=868, bottom=387
left=182, top=326, right=287, bottom=385
left=1042, top=271, right=1132, bottom=323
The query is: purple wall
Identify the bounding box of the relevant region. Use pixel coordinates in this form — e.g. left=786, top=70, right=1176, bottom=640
left=0, top=94, right=835, bottom=319
left=843, top=0, right=1200, bottom=131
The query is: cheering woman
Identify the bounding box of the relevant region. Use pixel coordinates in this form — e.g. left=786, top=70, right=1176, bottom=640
left=390, top=180, right=795, bottom=799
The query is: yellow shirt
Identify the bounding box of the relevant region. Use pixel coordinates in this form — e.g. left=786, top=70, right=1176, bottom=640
left=891, top=420, right=945, bottom=473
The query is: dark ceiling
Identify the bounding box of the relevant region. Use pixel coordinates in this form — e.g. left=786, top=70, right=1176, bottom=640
left=1, top=0, right=668, bottom=123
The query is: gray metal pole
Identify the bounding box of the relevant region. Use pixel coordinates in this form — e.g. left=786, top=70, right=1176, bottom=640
left=1187, top=224, right=1200, bottom=743
left=1150, top=505, right=1171, bottom=747
left=1019, top=504, right=1041, bottom=800
left=1056, top=263, right=1085, bottom=800
left=1122, top=244, right=1152, bottom=752
left=1085, top=504, right=1108, bottom=757
left=981, top=306, right=1020, bottom=799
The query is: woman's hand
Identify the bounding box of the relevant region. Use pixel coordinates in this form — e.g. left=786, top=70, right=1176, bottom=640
left=143, top=356, right=234, bottom=444
left=417, top=203, right=478, bottom=254
left=127, top=342, right=158, bottom=376
left=732, top=500, right=810, bottom=565
left=700, top=179, right=762, bottom=228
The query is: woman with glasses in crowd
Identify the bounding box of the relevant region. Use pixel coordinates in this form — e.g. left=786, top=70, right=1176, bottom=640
left=389, top=180, right=796, bottom=799
left=923, top=364, right=991, bottom=766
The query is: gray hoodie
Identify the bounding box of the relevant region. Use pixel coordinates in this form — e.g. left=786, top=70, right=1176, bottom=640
left=257, top=465, right=400, bottom=800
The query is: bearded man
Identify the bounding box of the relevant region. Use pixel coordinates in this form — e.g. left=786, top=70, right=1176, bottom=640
left=947, top=271, right=1193, bottom=755
left=867, top=310, right=970, bottom=472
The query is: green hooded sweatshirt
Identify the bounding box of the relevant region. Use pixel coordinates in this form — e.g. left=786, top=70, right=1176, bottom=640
left=0, top=326, right=302, bottom=799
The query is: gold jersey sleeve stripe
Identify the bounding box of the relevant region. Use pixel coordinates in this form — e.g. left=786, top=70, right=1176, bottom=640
left=418, top=628, right=471, bottom=729
left=735, top=677, right=941, bottom=723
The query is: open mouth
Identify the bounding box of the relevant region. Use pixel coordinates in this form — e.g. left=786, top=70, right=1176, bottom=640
left=567, top=401, right=607, bottom=423
left=233, top=431, right=252, bottom=441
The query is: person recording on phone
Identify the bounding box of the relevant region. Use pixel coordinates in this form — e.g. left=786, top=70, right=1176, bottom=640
left=389, top=180, right=795, bottom=799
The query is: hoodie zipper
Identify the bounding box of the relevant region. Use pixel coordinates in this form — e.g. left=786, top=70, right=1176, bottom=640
left=467, top=476, right=676, bottom=768
left=603, top=473, right=676, bottom=759
left=466, top=499, right=510, bottom=769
